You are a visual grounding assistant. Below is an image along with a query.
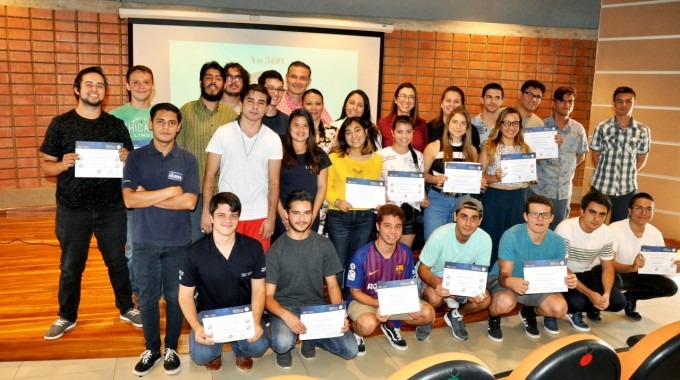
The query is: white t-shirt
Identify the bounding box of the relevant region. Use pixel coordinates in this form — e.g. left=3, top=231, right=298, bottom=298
left=609, top=220, right=665, bottom=265
left=555, top=217, right=614, bottom=273
left=377, top=146, right=424, bottom=209
left=206, top=121, right=283, bottom=220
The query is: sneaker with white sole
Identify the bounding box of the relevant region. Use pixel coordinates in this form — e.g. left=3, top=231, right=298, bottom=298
left=354, top=333, right=366, bottom=356
left=543, top=317, right=559, bottom=335
left=120, top=308, right=143, bottom=328
left=44, top=318, right=76, bottom=340
left=487, top=316, right=503, bottom=342
left=444, top=310, right=468, bottom=341
left=567, top=312, right=590, bottom=332
left=133, top=350, right=161, bottom=376
left=163, top=348, right=181, bottom=375
left=415, top=322, right=432, bottom=341
left=380, top=322, right=407, bottom=350
left=519, top=307, right=540, bottom=339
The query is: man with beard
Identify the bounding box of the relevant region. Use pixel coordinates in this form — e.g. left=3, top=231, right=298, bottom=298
left=221, top=62, right=250, bottom=115
left=517, top=80, right=545, bottom=128
left=178, top=61, right=238, bottom=243
left=265, top=190, right=357, bottom=369
left=41, top=66, right=140, bottom=340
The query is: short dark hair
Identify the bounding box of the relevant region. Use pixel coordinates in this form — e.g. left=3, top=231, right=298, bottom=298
left=258, top=70, right=284, bottom=85
left=150, top=103, right=182, bottom=124
left=553, top=86, right=576, bottom=102
left=126, top=65, right=154, bottom=84
left=393, top=115, right=413, bottom=130
left=240, top=83, right=272, bottom=105
left=629, top=192, right=654, bottom=208
left=284, top=190, right=313, bottom=211
left=199, top=61, right=225, bottom=81
left=521, top=80, right=546, bottom=94
left=525, top=195, right=553, bottom=214
left=303, top=88, right=323, bottom=103
left=209, top=192, right=241, bottom=216
left=613, top=86, right=636, bottom=101
left=580, top=190, right=612, bottom=213
left=287, top=61, right=311, bottom=77
left=73, top=66, right=107, bottom=99
left=482, top=83, right=504, bottom=98
left=376, top=204, right=405, bottom=225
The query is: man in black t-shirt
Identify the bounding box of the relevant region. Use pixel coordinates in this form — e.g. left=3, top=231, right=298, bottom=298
left=40, top=66, right=140, bottom=341
left=179, top=192, right=268, bottom=373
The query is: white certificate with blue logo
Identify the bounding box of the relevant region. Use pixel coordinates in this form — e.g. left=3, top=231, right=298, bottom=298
left=523, top=260, right=568, bottom=294
left=443, top=162, right=483, bottom=194
left=387, top=171, right=425, bottom=202
left=376, top=279, right=420, bottom=315
left=74, top=141, right=124, bottom=178
left=639, top=246, right=678, bottom=275
left=442, top=262, right=488, bottom=297
left=500, top=153, right=537, bottom=183
left=201, top=305, right=255, bottom=343
left=345, top=177, right=385, bottom=209
left=299, top=303, right=346, bottom=341
left=523, top=126, right=558, bottom=159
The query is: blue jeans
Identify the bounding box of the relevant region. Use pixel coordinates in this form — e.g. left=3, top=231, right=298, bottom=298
left=133, top=242, right=187, bottom=351
left=125, top=209, right=138, bottom=293
left=269, top=308, right=358, bottom=359
left=55, top=202, right=133, bottom=322
left=189, top=314, right=268, bottom=364
left=326, top=210, right=375, bottom=287
left=423, top=189, right=469, bottom=240
left=190, top=195, right=206, bottom=244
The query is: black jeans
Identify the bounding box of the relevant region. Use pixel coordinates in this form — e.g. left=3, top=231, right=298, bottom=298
left=565, top=265, right=626, bottom=314
left=619, top=272, right=678, bottom=301
left=55, top=202, right=133, bottom=321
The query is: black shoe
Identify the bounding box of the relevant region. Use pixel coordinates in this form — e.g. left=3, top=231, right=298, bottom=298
left=519, top=307, right=540, bottom=339
left=275, top=351, right=292, bottom=369
left=299, top=341, right=316, bottom=360
left=487, top=316, right=503, bottom=342
left=625, top=297, right=642, bottom=321
left=163, top=348, right=181, bottom=375
left=381, top=322, right=408, bottom=350
left=587, top=310, right=602, bottom=322
left=133, top=350, right=162, bottom=376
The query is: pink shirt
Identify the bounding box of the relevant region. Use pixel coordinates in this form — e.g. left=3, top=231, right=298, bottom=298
left=276, top=91, right=333, bottom=125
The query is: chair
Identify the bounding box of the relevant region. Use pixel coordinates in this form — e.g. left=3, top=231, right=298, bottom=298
left=386, top=352, right=495, bottom=380
left=501, top=334, right=620, bottom=380
left=619, top=320, right=680, bottom=380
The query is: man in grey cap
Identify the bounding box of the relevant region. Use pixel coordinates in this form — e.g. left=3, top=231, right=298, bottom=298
left=416, top=197, right=492, bottom=341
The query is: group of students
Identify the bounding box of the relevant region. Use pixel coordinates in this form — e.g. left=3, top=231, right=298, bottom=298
left=38, top=61, right=677, bottom=377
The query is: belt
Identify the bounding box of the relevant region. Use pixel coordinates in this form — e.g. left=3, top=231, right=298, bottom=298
left=430, top=186, right=461, bottom=198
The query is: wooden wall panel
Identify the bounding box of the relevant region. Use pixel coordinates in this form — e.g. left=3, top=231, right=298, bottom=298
left=600, top=2, right=680, bottom=38
left=589, top=107, right=680, bottom=144
left=595, top=39, right=680, bottom=71
left=636, top=177, right=680, bottom=236
left=646, top=212, right=680, bottom=242
left=643, top=145, right=680, bottom=178
left=590, top=74, right=680, bottom=106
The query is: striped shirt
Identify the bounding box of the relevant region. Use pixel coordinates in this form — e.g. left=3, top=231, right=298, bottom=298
left=555, top=217, right=614, bottom=273
left=590, top=117, right=650, bottom=196
left=177, top=99, right=237, bottom=184
left=346, top=242, right=415, bottom=300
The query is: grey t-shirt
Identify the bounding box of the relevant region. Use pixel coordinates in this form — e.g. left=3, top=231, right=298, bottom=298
left=266, top=232, right=342, bottom=308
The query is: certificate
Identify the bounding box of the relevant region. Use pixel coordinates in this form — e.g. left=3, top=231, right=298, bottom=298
left=387, top=171, right=425, bottom=203
left=75, top=141, right=124, bottom=178
left=442, top=262, right=488, bottom=297
left=443, top=162, right=483, bottom=194
left=523, top=126, right=558, bottom=159
left=299, top=303, right=346, bottom=341
left=376, top=279, right=420, bottom=315
left=345, top=177, right=385, bottom=209
left=523, top=260, right=568, bottom=294
left=201, top=305, right=255, bottom=343
left=500, top=153, right=537, bottom=183
left=639, top=246, right=678, bottom=275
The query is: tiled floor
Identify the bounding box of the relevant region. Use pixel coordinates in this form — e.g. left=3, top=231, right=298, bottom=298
left=2, top=282, right=679, bottom=379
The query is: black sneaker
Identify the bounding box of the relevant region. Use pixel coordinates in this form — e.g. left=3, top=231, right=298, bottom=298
left=543, top=317, right=559, bottom=335
left=519, top=307, right=540, bottom=339
left=163, top=348, right=181, bottom=375
left=275, top=351, right=292, bottom=369
left=487, top=316, right=503, bottom=342
left=380, top=322, right=408, bottom=350
left=567, top=312, right=590, bottom=332
left=587, top=310, right=603, bottom=322
left=132, top=350, right=161, bottom=376
left=299, top=341, right=316, bottom=360
left=354, top=333, right=366, bottom=356
left=415, top=322, right=432, bottom=341
left=444, top=310, right=468, bottom=341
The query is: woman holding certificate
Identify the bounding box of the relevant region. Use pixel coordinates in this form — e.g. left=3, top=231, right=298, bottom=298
left=377, top=115, right=429, bottom=247
left=326, top=117, right=383, bottom=287
left=422, top=107, right=482, bottom=240
left=479, top=107, right=533, bottom=267
left=273, top=109, right=331, bottom=242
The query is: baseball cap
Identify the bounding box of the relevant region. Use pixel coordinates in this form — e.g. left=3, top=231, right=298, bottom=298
left=454, top=197, right=483, bottom=216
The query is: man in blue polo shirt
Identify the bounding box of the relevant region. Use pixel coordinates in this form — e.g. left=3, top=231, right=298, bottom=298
left=122, top=103, right=199, bottom=377
left=179, top=192, right=268, bottom=373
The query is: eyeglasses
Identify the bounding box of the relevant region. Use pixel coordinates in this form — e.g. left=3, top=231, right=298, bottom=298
left=500, top=120, right=520, bottom=128
left=397, top=94, right=416, bottom=101
left=527, top=211, right=552, bottom=219
left=523, top=91, right=543, bottom=101
left=265, top=86, right=285, bottom=93
left=632, top=205, right=654, bottom=213
left=226, top=75, right=243, bottom=83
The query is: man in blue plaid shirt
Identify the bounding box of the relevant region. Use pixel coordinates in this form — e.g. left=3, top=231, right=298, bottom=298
left=590, top=87, right=650, bottom=223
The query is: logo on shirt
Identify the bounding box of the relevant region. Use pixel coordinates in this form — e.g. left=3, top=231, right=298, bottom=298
left=368, top=270, right=380, bottom=276
left=395, top=265, right=404, bottom=275
left=178, top=269, right=184, bottom=280
left=347, top=270, right=356, bottom=281
left=240, top=271, right=253, bottom=278
left=168, top=171, right=183, bottom=182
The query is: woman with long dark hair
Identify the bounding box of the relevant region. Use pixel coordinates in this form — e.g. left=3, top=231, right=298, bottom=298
left=332, top=89, right=381, bottom=151
left=377, top=83, right=428, bottom=152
